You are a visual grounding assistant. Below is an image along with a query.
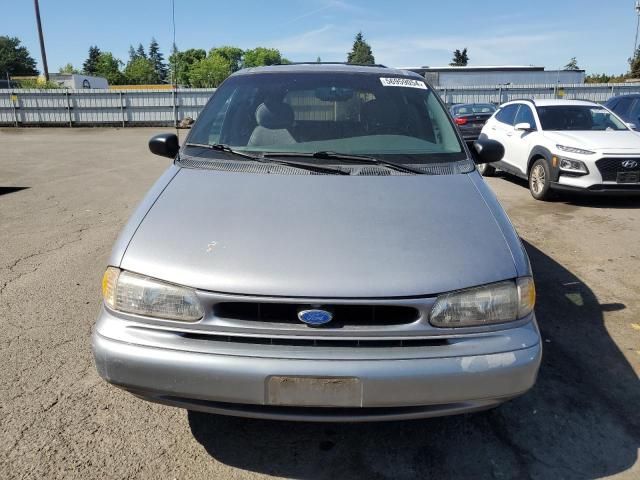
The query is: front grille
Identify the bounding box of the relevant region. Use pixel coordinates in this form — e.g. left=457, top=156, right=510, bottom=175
left=214, top=302, right=420, bottom=327
left=596, top=157, right=640, bottom=181
left=180, top=331, right=447, bottom=348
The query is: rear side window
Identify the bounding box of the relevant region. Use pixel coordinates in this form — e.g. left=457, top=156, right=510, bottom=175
left=514, top=105, right=537, bottom=129
left=495, top=104, right=519, bottom=125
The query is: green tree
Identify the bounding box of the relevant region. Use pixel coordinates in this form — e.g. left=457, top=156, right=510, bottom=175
left=243, top=47, right=285, bottom=67
left=128, top=45, right=138, bottom=61
left=17, top=78, right=59, bottom=89
left=347, top=32, right=375, bottom=65
left=136, top=43, right=147, bottom=59
left=449, top=48, right=469, bottom=66
left=59, top=63, right=78, bottom=74
left=124, top=57, right=158, bottom=84
left=83, top=46, right=101, bottom=75
left=0, top=36, right=39, bottom=76
left=169, top=46, right=206, bottom=86
left=94, top=52, right=125, bottom=84
left=148, top=38, right=168, bottom=82
left=188, top=52, right=232, bottom=87
left=210, top=46, right=244, bottom=72
left=629, top=47, right=640, bottom=78
left=564, top=57, right=580, bottom=71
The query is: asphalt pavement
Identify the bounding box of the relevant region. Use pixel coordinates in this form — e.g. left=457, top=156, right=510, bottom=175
left=1, top=128, right=639, bottom=479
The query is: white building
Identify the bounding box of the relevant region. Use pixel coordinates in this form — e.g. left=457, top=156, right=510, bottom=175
left=406, top=66, right=585, bottom=86
left=49, top=73, right=109, bottom=89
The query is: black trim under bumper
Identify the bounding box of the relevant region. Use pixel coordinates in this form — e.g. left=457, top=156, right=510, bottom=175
left=551, top=182, right=640, bottom=195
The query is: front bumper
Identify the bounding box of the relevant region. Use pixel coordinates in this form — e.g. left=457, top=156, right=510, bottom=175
left=92, top=307, right=542, bottom=422
left=553, top=157, right=640, bottom=194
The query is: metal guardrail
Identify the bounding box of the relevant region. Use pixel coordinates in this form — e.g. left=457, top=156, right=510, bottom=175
left=2, top=83, right=640, bottom=127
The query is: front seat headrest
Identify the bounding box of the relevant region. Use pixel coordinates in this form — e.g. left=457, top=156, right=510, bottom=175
left=255, top=102, right=295, bottom=130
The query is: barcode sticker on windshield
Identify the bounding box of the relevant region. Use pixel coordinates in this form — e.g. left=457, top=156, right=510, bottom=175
left=380, top=77, right=427, bottom=89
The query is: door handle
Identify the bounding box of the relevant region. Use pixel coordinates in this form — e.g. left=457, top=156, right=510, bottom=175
left=506, top=132, right=513, bottom=136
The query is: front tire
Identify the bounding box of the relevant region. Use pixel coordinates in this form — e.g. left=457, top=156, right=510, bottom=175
left=477, top=163, right=496, bottom=176
left=528, top=159, right=554, bottom=201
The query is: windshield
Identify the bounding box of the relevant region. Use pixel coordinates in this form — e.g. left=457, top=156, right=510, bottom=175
left=452, top=104, right=496, bottom=115
left=537, top=105, right=627, bottom=131
left=187, top=71, right=465, bottom=164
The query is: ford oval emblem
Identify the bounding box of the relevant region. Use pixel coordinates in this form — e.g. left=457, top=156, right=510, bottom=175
left=298, top=309, right=333, bottom=326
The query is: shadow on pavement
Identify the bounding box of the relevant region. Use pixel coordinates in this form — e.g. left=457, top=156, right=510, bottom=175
left=189, top=241, right=639, bottom=479
left=0, top=186, right=29, bottom=197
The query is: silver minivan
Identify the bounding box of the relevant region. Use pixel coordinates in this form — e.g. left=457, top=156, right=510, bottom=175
left=92, top=64, right=541, bottom=421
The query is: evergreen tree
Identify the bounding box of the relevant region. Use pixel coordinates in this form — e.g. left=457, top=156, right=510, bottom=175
left=449, top=48, right=469, bottom=66
left=82, top=46, right=101, bottom=75
left=128, top=45, right=137, bottom=61
left=148, top=38, right=168, bottom=82
left=136, top=43, right=146, bottom=59
left=564, top=57, right=580, bottom=71
left=0, top=36, right=39, bottom=76
left=629, top=48, right=640, bottom=78
left=347, top=32, right=375, bottom=65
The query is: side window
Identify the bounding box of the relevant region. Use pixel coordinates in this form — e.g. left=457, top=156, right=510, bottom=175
left=495, top=104, right=519, bottom=125
left=514, top=105, right=537, bottom=129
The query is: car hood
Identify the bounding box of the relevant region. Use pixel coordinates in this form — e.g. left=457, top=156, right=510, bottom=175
left=542, top=130, right=640, bottom=152
left=120, top=168, right=518, bottom=298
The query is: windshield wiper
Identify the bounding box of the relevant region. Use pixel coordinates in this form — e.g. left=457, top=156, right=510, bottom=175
left=184, top=142, right=261, bottom=160
left=262, top=151, right=424, bottom=174
left=183, top=143, right=349, bottom=175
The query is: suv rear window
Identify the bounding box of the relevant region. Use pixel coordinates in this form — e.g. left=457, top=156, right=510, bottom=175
left=188, top=72, right=465, bottom=164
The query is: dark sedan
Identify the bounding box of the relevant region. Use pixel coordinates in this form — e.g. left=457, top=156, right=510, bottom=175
left=450, top=103, right=497, bottom=142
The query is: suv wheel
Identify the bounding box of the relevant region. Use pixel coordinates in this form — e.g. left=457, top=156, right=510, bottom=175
left=529, top=159, right=554, bottom=201
left=477, top=163, right=496, bottom=176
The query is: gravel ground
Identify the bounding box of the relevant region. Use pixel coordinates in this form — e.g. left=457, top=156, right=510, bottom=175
left=1, top=128, right=639, bottom=479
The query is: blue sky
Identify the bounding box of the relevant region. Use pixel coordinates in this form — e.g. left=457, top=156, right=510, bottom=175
left=2, top=0, right=637, bottom=75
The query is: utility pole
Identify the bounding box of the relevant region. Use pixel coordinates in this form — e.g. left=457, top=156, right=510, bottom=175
left=34, top=0, right=49, bottom=81
left=634, top=1, right=640, bottom=61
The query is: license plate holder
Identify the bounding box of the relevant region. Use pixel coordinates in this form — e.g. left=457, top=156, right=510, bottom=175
left=617, top=171, right=640, bottom=183
left=267, top=376, right=362, bottom=407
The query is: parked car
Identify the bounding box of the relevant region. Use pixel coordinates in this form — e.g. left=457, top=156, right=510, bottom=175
left=478, top=99, right=640, bottom=200
left=450, top=103, right=497, bottom=142
left=604, top=94, right=640, bottom=130
left=92, top=63, right=541, bottom=422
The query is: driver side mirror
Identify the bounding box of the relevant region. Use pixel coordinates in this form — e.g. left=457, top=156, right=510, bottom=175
left=514, top=122, right=533, bottom=131
left=472, top=139, right=504, bottom=164
left=149, top=133, right=179, bottom=158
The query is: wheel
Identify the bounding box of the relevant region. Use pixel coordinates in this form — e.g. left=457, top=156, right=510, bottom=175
left=477, top=163, right=496, bottom=176
left=528, top=158, right=554, bottom=201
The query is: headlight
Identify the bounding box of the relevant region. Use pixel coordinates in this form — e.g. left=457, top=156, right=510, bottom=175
left=556, top=144, right=595, bottom=155
left=429, top=278, right=535, bottom=328
left=557, top=156, right=589, bottom=174
left=101, top=267, right=204, bottom=322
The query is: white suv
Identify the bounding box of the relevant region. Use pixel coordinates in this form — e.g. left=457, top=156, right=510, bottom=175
left=478, top=99, right=640, bottom=200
